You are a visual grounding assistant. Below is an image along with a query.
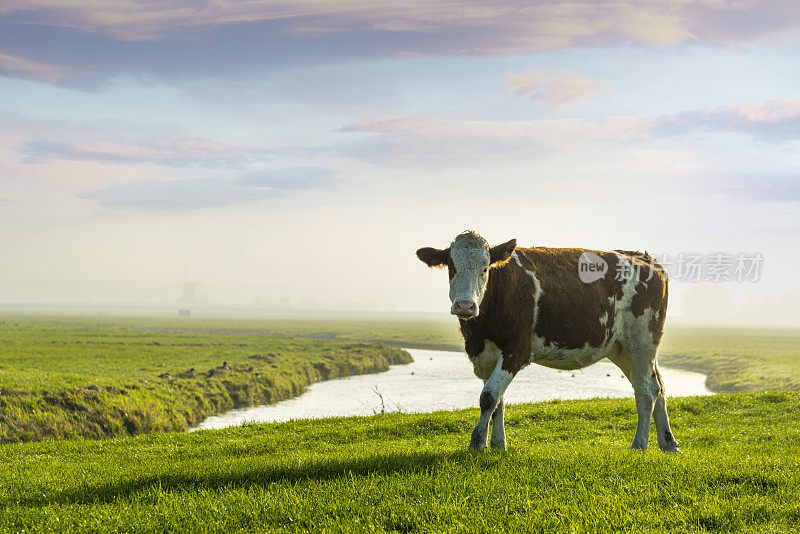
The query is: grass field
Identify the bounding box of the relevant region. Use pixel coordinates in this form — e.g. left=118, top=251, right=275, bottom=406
left=658, top=326, right=800, bottom=392
left=0, top=315, right=410, bottom=442
left=92, top=311, right=797, bottom=394
left=2, top=391, right=799, bottom=532
left=1, top=312, right=799, bottom=444
left=1, top=313, right=799, bottom=531
left=256, top=315, right=800, bottom=393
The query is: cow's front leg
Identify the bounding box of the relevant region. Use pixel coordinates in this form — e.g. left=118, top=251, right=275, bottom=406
left=470, top=358, right=514, bottom=451
left=490, top=396, right=506, bottom=450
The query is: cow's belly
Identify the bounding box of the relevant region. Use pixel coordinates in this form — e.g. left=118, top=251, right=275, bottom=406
left=530, top=342, right=611, bottom=371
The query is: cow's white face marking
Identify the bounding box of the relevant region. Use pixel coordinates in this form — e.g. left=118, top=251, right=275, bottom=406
left=449, top=235, right=491, bottom=318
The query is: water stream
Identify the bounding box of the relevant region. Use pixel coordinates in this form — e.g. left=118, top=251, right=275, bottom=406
left=194, top=348, right=712, bottom=430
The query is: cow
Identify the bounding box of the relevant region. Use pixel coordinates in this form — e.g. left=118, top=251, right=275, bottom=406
left=416, top=231, right=678, bottom=453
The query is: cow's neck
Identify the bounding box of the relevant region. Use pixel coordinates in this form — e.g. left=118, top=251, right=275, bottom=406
left=458, top=261, right=515, bottom=358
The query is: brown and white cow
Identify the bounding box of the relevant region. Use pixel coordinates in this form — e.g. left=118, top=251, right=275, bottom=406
left=416, top=231, right=678, bottom=453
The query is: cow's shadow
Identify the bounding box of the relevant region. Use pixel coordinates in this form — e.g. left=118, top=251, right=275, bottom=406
left=30, top=449, right=494, bottom=506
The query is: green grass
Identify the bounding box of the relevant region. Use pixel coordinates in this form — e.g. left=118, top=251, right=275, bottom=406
left=0, top=315, right=410, bottom=442
left=658, top=326, right=800, bottom=392
left=2, top=313, right=799, bottom=443
left=2, top=314, right=799, bottom=531
left=131, top=313, right=800, bottom=394
left=133, top=313, right=799, bottom=394
left=2, top=392, right=799, bottom=532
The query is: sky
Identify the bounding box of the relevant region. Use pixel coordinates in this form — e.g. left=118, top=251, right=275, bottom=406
left=0, top=1, right=799, bottom=324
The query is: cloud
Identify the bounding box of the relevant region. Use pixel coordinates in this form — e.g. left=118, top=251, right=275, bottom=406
left=236, top=167, right=337, bottom=190
left=1, top=1, right=684, bottom=43
left=78, top=167, right=338, bottom=210
left=18, top=134, right=274, bottom=168
left=701, top=171, right=800, bottom=203
left=339, top=115, right=436, bottom=134
left=339, top=98, right=800, bottom=164
left=506, top=69, right=614, bottom=109
left=0, top=51, right=85, bottom=83
left=1, top=1, right=799, bottom=85
left=341, top=114, right=651, bottom=141
left=662, top=98, right=800, bottom=140
left=340, top=113, right=654, bottom=163
left=4, top=0, right=797, bottom=46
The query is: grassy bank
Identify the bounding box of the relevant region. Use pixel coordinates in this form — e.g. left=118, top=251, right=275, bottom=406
left=176, top=313, right=800, bottom=394
left=657, top=326, right=800, bottom=392
left=2, top=313, right=798, bottom=443
left=2, top=391, right=799, bottom=532
left=0, top=316, right=410, bottom=442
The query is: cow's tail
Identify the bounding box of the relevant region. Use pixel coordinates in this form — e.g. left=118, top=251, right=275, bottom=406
left=653, top=361, right=666, bottom=397
left=653, top=269, right=668, bottom=399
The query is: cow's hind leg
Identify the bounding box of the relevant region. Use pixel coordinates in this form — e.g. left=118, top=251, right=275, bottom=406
left=652, top=362, right=680, bottom=453
left=628, top=348, right=661, bottom=451
left=490, top=397, right=506, bottom=450
left=470, top=358, right=513, bottom=451
left=609, top=350, right=679, bottom=453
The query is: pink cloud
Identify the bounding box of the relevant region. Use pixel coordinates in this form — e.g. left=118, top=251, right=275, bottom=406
left=663, top=98, right=800, bottom=138
left=19, top=135, right=274, bottom=168
left=506, top=69, right=614, bottom=109
left=339, top=97, right=800, bottom=164
left=1, top=115, right=283, bottom=169
left=339, top=113, right=654, bottom=163
left=708, top=99, right=800, bottom=126
left=2, top=1, right=798, bottom=87
left=0, top=52, right=83, bottom=83
left=2, top=0, right=798, bottom=48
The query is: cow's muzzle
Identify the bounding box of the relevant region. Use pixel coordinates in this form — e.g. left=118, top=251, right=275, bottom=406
left=451, top=300, right=478, bottom=318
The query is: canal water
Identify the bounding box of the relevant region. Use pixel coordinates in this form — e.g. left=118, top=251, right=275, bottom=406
left=194, top=348, right=712, bottom=430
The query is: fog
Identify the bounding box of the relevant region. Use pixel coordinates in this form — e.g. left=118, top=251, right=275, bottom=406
left=1, top=197, right=798, bottom=327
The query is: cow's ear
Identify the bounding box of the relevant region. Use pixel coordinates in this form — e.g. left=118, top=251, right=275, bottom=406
left=416, top=247, right=450, bottom=268
left=490, top=239, right=516, bottom=265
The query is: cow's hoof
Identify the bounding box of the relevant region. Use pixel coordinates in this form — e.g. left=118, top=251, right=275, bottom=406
left=659, top=440, right=681, bottom=454
left=469, top=429, right=487, bottom=451
left=468, top=438, right=487, bottom=451
left=468, top=444, right=486, bottom=452
left=489, top=436, right=506, bottom=451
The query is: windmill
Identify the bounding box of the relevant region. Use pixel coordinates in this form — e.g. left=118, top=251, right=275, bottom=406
left=170, top=264, right=199, bottom=317
left=179, top=264, right=199, bottom=305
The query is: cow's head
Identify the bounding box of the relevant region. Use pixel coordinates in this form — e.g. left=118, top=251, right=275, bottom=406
left=416, top=231, right=516, bottom=319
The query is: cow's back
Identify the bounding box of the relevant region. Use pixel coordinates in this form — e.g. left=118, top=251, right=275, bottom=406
left=511, top=247, right=668, bottom=368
